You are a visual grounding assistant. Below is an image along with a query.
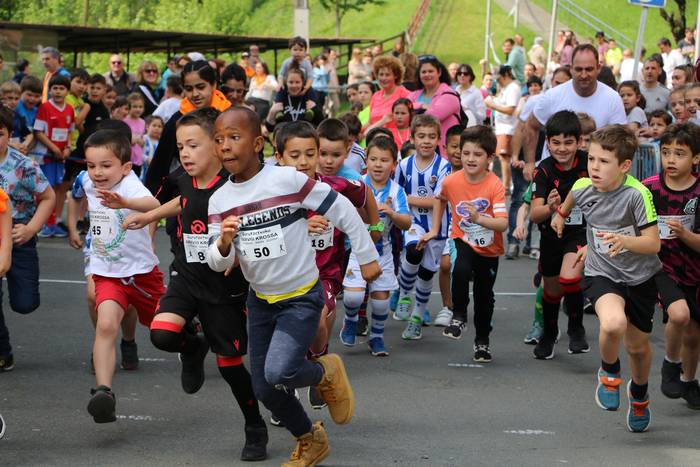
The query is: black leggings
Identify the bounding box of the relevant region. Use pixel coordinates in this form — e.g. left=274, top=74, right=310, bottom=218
left=451, top=239, right=499, bottom=343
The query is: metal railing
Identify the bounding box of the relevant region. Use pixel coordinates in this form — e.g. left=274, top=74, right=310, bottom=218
left=557, top=0, right=634, bottom=50
left=631, top=142, right=661, bottom=181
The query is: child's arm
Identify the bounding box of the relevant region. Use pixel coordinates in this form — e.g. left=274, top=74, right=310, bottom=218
left=67, top=195, right=87, bottom=249
left=207, top=215, right=240, bottom=272
left=665, top=219, right=700, bottom=252
left=530, top=189, right=561, bottom=224
left=550, top=191, right=576, bottom=238
left=599, top=224, right=660, bottom=257
left=75, top=103, right=90, bottom=131
left=96, top=189, right=160, bottom=213
left=123, top=196, right=181, bottom=230
left=13, top=186, right=55, bottom=246
left=0, top=198, right=13, bottom=277
left=513, top=203, right=530, bottom=241
left=417, top=198, right=448, bottom=249
left=467, top=202, right=508, bottom=232
left=33, top=130, right=63, bottom=159
left=357, top=186, right=382, bottom=243
left=406, top=195, right=435, bottom=209
left=378, top=196, right=412, bottom=231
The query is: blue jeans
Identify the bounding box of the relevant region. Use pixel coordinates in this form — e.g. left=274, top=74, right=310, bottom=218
left=247, top=281, right=325, bottom=437
left=0, top=238, right=41, bottom=356
left=507, top=165, right=528, bottom=245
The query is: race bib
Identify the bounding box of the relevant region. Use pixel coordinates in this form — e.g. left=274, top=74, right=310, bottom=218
left=565, top=207, right=583, bottom=226
left=237, top=225, right=287, bottom=262
left=183, top=233, right=209, bottom=263
left=462, top=223, right=494, bottom=248
left=309, top=222, right=334, bottom=251
left=51, top=128, right=68, bottom=142
left=90, top=210, right=116, bottom=241
left=592, top=225, right=636, bottom=254
left=657, top=215, right=694, bottom=240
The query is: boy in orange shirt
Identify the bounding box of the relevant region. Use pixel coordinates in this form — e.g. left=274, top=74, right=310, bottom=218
left=419, top=126, right=508, bottom=362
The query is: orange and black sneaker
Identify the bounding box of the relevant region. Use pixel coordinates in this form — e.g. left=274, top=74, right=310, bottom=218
left=595, top=368, right=621, bottom=411
left=626, top=381, right=651, bottom=432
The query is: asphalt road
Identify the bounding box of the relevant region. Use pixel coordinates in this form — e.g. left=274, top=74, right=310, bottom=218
left=0, top=233, right=698, bottom=467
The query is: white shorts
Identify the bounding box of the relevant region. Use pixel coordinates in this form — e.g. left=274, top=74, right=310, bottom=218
left=343, top=252, right=398, bottom=292
left=442, top=238, right=450, bottom=256
left=403, top=223, right=447, bottom=273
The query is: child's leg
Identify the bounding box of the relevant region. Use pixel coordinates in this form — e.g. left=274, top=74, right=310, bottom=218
left=5, top=239, right=40, bottom=315
left=53, top=181, right=68, bottom=225
left=310, top=303, right=334, bottom=356
left=472, top=254, right=499, bottom=345
left=409, top=240, right=443, bottom=324
left=542, top=276, right=563, bottom=338
left=595, top=294, right=628, bottom=368
left=623, top=323, right=652, bottom=392
left=682, top=319, right=700, bottom=381
left=218, top=355, right=263, bottom=425
left=86, top=274, right=97, bottom=326
left=450, top=239, right=474, bottom=323
left=398, top=243, right=423, bottom=300
left=560, top=252, right=585, bottom=333
left=369, top=290, right=390, bottom=340
left=121, top=306, right=138, bottom=341
left=439, top=254, right=452, bottom=309
left=665, top=299, right=690, bottom=362
left=93, top=300, right=125, bottom=388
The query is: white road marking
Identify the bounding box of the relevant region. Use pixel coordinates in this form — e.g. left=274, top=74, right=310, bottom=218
left=116, top=415, right=169, bottom=422
left=447, top=363, right=484, bottom=368
left=503, top=429, right=555, bottom=435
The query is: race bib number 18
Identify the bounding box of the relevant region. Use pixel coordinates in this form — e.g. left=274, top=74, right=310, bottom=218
left=309, top=223, right=334, bottom=251
left=237, top=225, right=287, bottom=262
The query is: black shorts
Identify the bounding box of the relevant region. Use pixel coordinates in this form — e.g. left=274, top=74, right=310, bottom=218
left=63, top=159, right=86, bottom=184
left=157, top=275, right=248, bottom=357
left=582, top=274, right=658, bottom=333
left=655, top=271, right=700, bottom=324
left=538, top=230, right=587, bottom=277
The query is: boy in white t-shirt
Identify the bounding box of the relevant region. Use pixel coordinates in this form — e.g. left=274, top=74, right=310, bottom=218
left=74, top=129, right=165, bottom=424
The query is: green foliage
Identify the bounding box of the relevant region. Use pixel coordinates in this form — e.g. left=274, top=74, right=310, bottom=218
left=659, top=0, right=689, bottom=43
left=317, top=0, right=387, bottom=36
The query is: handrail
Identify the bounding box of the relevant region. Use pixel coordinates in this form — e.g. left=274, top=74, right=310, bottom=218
left=558, top=0, right=633, bottom=50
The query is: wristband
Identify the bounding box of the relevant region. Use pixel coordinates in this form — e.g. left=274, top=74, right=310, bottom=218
left=367, top=221, right=385, bottom=232
left=556, top=206, right=569, bottom=218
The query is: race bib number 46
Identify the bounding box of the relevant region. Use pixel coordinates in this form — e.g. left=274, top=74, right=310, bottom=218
left=237, top=225, right=287, bottom=262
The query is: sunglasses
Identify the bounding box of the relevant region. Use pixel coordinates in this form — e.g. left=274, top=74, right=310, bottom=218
left=144, top=69, right=158, bottom=74
left=418, top=54, right=437, bottom=62
left=457, top=71, right=471, bottom=76
left=111, top=61, right=122, bottom=65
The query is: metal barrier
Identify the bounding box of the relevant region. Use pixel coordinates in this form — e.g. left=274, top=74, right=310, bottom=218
left=557, top=0, right=634, bottom=51
left=631, top=142, right=660, bottom=181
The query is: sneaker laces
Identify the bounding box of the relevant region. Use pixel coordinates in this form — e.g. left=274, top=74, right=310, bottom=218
left=600, top=374, right=621, bottom=392
left=289, top=436, right=312, bottom=460
left=474, top=344, right=489, bottom=353
left=631, top=399, right=649, bottom=417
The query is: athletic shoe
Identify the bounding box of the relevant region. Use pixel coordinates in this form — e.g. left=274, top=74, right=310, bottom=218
left=339, top=319, right=357, bottom=346
left=368, top=337, right=389, bottom=357
left=434, top=307, right=453, bottom=327
left=443, top=319, right=466, bottom=340
left=389, top=289, right=400, bottom=312
left=52, top=224, right=68, bottom=238
left=595, top=368, right=621, bottom=411
left=356, top=316, right=369, bottom=336
left=583, top=298, right=595, bottom=315
left=37, top=225, right=54, bottom=238
left=308, top=386, right=327, bottom=410
left=180, top=333, right=209, bottom=394
left=282, top=421, right=329, bottom=467
left=626, top=380, right=651, bottom=432
left=401, top=317, right=422, bottom=340
left=533, top=334, right=555, bottom=360
left=120, top=339, right=139, bottom=371
left=393, top=297, right=412, bottom=321
left=528, top=248, right=540, bottom=260
left=522, top=245, right=532, bottom=255
left=241, top=421, right=268, bottom=461
left=422, top=310, right=431, bottom=326
left=505, top=243, right=519, bottom=260
left=660, top=359, right=684, bottom=399
left=0, top=354, right=14, bottom=372
left=567, top=328, right=590, bottom=354
left=681, top=380, right=700, bottom=410
left=524, top=321, right=543, bottom=345
left=87, top=385, right=117, bottom=423
left=316, top=354, right=354, bottom=424
left=473, top=344, right=492, bottom=363
left=0, top=412, right=4, bottom=439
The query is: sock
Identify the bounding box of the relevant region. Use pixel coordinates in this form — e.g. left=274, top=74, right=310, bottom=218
left=369, top=298, right=389, bottom=339
left=629, top=380, right=648, bottom=400
left=542, top=290, right=562, bottom=337
left=665, top=355, right=682, bottom=364
left=217, top=358, right=263, bottom=426
left=411, top=277, right=433, bottom=321
left=358, top=290, right=369, bottom=319
left=534, top=285, right=544, bottom=325
left=398, top=261, right=420, bottom=298
left=601, top=358, right=621, bottom=374
left=342, top=290, right=366, bottom=323
left=47, top=211, right=56, bottom=227
left=564, top=291, right=584, bottom=333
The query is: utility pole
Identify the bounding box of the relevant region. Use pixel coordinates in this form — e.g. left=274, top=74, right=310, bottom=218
left=514, top=0, right=520, bottom=28
left=547, top=0, right=559, bottom=70
left=77, top=0, right=89, bottom=67
left=294, top=0, right=310, bottom=46
left=485, top=0, right=492, bottom=64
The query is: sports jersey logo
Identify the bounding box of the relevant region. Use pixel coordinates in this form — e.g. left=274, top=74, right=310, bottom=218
left=417, top=187, right=429, bottom=197
left=240, top=206, right=292, bottom=227
left=456, top=198, right=490, bottom=228
left=684, top=198, right=697, bottom=215
left=190, top=220, right=206, bottom=234
left=429, top=175, right=438, bottom=187
left=582, top=200, right=597, bottom=209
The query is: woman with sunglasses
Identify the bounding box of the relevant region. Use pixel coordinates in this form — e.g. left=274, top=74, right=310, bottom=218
left=455, top=64, right=486, bottom=127
left=131, top=60, right=163, bottom=118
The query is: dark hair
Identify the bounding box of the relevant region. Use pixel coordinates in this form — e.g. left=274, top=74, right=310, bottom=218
left=221, top=63, right=246, bottom=84
left=257, top=61, right=270, bottom=75
left=166, top=75, right=183, bottom=94
left=85, top=129, right=132, bottom=164
left=217, top=107, right=262, bottom=139
left=48, top=74, right=71, bottom=89
left=590, top=124, right=638, bottom=162
left=648, top=109, right=672, bottom=125
left=96, top=119, right=132, bottom=140
left=597, top=66, right=617, bottom=90
left=338, top=112, right=361, bottom=138
left=415, top=56, right=451, bottom=88
left=457, top=64, right=476, bottom=82
left=288, top=36, right=308, bottom=50
left=145, top=115, right=164, bottom=127
left=346, top=83, right=359, bottom=93
left=183, top=60, right=218, bottom=85
left=365, top=127, right=393, bottom=146
left=504, top=38, right=515, bottom=46
left=553, top=67, right=572, bottom=80
left=357, top=80, right=377, bottom=93
left=497, top=65, right=514, bottom=79
left=284, top=65, right=307, bottom=83
left=0, top=106, right=13, bottom=133
left=274, top=120, right=318, bottom=154
left=571, top=43, right=599, bottom=65
left=659, top=122, right=700, bottom=155
left=112, top=96, right=128, bottom=110
left=410, top=113, right=440, bottom=136
left=401, top=141, right=415, bottom=159
left=446, top=124, right=464, bottom=140
left=460, top=125, right=497, bottom=156
left=19, top=75, right=42, bottom=94
left=392, top=97, right=413, bottom=113
left=527, top=76, right=543, bottom=88
left=15, top=59, right=29, bottom=73
left=618, top=80, right=646, bottom=110
left=545, top=110, right=581, bottom=140
left=658, top=37, right=672, bottom=47
left=317, top=118, right=349, bottom=142
left=88, top=73, right=107, bottom=86
left=366, top=134, right=398, bottom=161
left=176, top=107, right=221, bottom=136
left=70, top=68, right=90, bottom=82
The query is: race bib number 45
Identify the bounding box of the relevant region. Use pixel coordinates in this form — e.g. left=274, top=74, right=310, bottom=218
left=237, top=225, right=287, bottom=262
left=90, top=210, right=116, bottom=241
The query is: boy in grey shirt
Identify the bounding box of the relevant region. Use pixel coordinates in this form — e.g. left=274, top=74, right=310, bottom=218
left=552, top=125, right=661, bottom=433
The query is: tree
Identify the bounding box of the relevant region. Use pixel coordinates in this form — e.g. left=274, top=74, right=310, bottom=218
left=318, top=0, right=385, bottom=37
left=659, top=0, right=688, bottom=44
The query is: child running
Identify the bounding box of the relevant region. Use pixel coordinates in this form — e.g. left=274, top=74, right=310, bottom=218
left=552, top=124, right=661, bottom=432
left=642, top=123, right=700, bottom=409
left=207, top=107, right=380, bottom=466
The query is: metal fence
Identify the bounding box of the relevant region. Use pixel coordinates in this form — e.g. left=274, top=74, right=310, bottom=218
left=631, top=142, right=661, bottom=181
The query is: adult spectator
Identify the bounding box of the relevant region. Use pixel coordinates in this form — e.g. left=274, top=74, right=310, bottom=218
left=597, top=66, right=618, bottom=90
left=366, top=55, right=410, bottom=130
left=678, top=28, right=696, bottom=61
left=523, top=44, right=626, bottom=180
left=132, top=60, right=162, bottom=117
left=399, top=52, right=419, bottom=91
left=324, top=48, right=341, bottom=117
left=239, top=52, right=254, bottom=79
left=447, top=62, right=459, bottom=88
left=595, top=31, right=609, bottom=64
left=671, top=64, right=694, bottom=89
left=153, top=75, right=183, bottom=124
left=455, top=64, right=486, bottom=126
left=103, top=54, right=135, bottom=96
left=640, top=56, right=670, bottom=112
left=555, top=30, right=566, bottom=54
left=658, top=37, right=686, bottom=88
left=528, top=37, right=547, bottom=71
left=503, top=38, right=525, bottom=83
left=347, top=48, right=370, bottom=85
left=249, top=44, right=262, bottom=70
left=480, top=71, right=495, bottom=122
left=176, top=55, right=192, bottom=70
left=40, top=47, right=70, bottom=102
left=559, top=34, right=576, bottom=68
left=246, top=61, right=279, bottom=122
left=619, top=48, right=643, bottom=82
left=522, top=62, right=536, bottom=94
left=12, top=59, right=30, bottom=85
left=408, top=56, right=461, bottom=153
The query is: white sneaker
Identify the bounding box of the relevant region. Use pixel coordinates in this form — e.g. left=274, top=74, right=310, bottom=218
left=434, top=307, right=453, bottom=327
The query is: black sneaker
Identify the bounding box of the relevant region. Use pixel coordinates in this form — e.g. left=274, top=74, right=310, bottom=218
left=660, top=359, right=685, bottom=399
left=443, top=319, right=466, bottom=340
left=356, top=316, right=369, bottom=337
left=522, top=245, right=532, bottom=255
left=473, top=344, right=492, bottom=363
left=180, top=333, right=209, bottom=394
left=568, top=328, right=590, bottom=354
left=308, top=386, right=327, bottom=410
left=0, top=412, right=5, bottom=439
left=87, top=386, right=116, bottom=423
left=0, top=354, right=14, bottom=372
left=241, top=421, right=268, bottom=461
left=269, top=414, right=283, bottom=427
left=681, top=380, right=700, bottom=410
left=534, top=334, right=556, bottom=360
left=120, top=339, right=139, bottom=371
left=583, top=298, right=595, bottom=315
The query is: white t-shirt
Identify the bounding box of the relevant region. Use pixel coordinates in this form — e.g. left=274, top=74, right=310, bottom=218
left=493, top=81, right=521, bottom=136
left=662, top=49, right=687, bottom=87
left=459, top=85, right=486, bottom=126
left=76, top=171, right=159, bottom=278
left=153, top=97, right=183, bottom=123
left=627, top=106, right=648, bottom=128
left=519, top=93, right=543, bottom=122
left=619, top=58, right=643, bottom=83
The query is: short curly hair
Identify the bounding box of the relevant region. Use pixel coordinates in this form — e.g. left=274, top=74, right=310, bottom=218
left=372, top=55, right=404, bottom=85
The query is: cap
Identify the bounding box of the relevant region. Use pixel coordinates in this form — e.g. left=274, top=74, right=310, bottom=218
left=242, top=52, right=250, bottom=58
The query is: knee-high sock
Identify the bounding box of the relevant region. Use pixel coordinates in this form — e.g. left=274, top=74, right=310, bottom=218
left=217, top=356, right=263, bottom=426
left=534, top=285, right=544, bottom=325
left=560, top=277, right=584, bottom=333
left=358, top=289, right=369, bottom=318
left=342, top=290, right=366, bottom=322
left=369, top=298, right=389, bottom=339
left=411, top=277, right=433, bottom=321
left=542, top=290, right=563, bottom=337
left=399, top=261, right=420, bottom=298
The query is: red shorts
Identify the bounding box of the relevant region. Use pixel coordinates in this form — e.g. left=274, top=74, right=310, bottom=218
left=93, top=267, right=165, bottom=327
left=321, top=278, right=342, bottom=313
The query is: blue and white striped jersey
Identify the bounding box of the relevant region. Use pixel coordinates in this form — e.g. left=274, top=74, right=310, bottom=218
left=363, top=174, right=410, bottom=257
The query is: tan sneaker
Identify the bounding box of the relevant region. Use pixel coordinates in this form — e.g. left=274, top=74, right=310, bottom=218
left=282, top=421, right=330, bottom=467
left=315, top=353, right=354, bottom=424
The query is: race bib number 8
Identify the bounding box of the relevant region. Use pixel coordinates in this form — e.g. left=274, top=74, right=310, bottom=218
left=592, top=225, right=636, bottom=254
left=237, top=225, right=287, bottom=262
left=183, top=233, right=209, bottom=263
left=657, top=215, right=694, bottom=240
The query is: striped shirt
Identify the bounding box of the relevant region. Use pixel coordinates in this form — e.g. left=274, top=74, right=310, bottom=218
left=364, top=175, right=410, bottom=257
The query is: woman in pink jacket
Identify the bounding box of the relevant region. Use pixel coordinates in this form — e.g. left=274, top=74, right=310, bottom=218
left=408, top=56, right=461, bottom=154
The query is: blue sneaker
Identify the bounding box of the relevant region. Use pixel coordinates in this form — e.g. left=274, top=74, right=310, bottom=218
left=38, top=225, right=54, bottom=238
left=401, top=317, right=422, bottom=340
left=626, top=380, right=651, bottom=432
left=368, top=337, right=389, bottom=356
left=422, top=310, right=431, bottom=326
left=52, top=224, right=69, bottom=238
left=339, top=319, right=357, bottom=346
left=389, top=289, right=400, bottom=312
left=595, top=368, right=621, bottom=411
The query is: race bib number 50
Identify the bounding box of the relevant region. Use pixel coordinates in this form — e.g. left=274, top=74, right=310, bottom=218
left=237, top=225, right=287, bottom=262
